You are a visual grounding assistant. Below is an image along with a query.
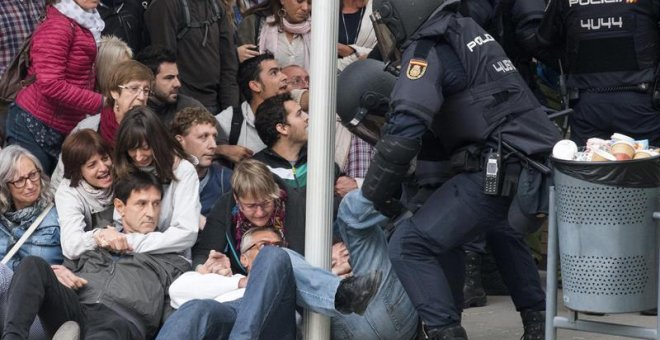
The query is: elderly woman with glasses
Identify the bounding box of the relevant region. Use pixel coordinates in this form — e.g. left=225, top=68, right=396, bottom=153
left=0, top=145, right=62, bottom=270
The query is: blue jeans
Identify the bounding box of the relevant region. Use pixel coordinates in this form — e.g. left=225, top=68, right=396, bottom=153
left=156, top=246, right=297, bottom=340
left=286, top=190, right=418, bottom=340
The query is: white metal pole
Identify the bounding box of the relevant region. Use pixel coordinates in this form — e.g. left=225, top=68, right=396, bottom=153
left=304, top=0, right=339, bottom=339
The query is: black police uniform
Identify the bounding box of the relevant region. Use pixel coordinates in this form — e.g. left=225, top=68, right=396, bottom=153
left=537, top=0, right=660, bottom=146
left=364, top=10, right=560, bottom=328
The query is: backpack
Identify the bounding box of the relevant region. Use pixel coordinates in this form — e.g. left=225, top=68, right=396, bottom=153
left=0, top=37, right=35, bottom=103
left=176, top=0, right=224, bottom=41
left=98, top=0, right=150, bottom=54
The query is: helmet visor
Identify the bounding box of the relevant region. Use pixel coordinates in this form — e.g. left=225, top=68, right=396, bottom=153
left=371, top=11, right=402, bottom=67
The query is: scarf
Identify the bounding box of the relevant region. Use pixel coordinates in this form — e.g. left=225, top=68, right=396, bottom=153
left=232, top=189, right=287, bottom=251
left=1, top=199, right=48, bottom=232
left=80, top=180, right=113, bottom=207
left=259, top=15, right=312, bottom=69
left=99, top=106, right=119, bottom=148
left=53, top=0, right=105, bottom=44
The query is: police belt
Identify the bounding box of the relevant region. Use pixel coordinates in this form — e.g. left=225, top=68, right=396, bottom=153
left=569, top=82, right=653, bottom=100
left=449, top=142, right=550, bottom=175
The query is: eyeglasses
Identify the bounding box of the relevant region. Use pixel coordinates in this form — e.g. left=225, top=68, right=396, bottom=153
left=118, top=85, right=151, bottom=96
left=8, top=169, right=41, bottom=189
left=244, top=240, right=284, bottom=253
left=286, top=77, right=309, bottom=87
left=238, top=199, right=274, bottom=212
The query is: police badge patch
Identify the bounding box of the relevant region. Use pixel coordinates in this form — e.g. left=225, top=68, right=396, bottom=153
left=406, top=59, right=427, bottom=80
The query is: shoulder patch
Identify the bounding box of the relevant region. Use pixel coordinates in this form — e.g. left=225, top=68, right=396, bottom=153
left=406, top=59, right=428, bottom=80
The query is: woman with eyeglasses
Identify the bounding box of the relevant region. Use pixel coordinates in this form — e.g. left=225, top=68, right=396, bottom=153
left=194, top=158, right=302, bottom=273
left=0, top=145, right=62, bottom=270
left=56, top=129, right=122, bottom=260
left=50, top=60, right=154, bottom=190
left=112, top=106, right=200, bottom=254
left=0, top=146, right=63, bottom=340
left=6, top=0, right=105, bottom=175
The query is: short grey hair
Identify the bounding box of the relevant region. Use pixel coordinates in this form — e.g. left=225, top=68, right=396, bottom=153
left=0, top=145, right=53, bottom=214
left=240, top=227, right=282, bottom=254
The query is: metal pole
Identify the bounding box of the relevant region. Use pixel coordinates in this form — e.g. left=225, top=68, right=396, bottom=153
left=303, top=0, right=339, bottom=338
left=546, top=187, right=558, bottom=340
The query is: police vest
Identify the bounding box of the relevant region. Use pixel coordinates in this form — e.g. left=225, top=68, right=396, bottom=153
left=564, top=0, right=660, bottom=89
left=420, top=13, right=559, bottom=156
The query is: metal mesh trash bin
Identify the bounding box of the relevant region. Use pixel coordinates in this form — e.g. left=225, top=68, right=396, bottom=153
left=552, top=154, right=660, bottom=313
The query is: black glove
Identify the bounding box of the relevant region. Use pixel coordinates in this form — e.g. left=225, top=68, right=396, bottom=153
left=363, top=135, right=421, bottom=217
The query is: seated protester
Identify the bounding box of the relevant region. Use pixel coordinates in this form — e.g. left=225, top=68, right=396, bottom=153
left=0, top=146, right=60, bottom=340
left=113, top=107, right=200, bottom=254
left=135, top=45, right=205, bottom=126
left=2, top=172, right=191, bottom=340
left=170, top=107, right=232, bottom=217
left=56, top=130, right=119, bottom=260
left=158, top=191, right=418, bottom=340
left=0, top=146, right=62, bottom=270
left=50, top=60, right=155, bottom=191
left=215, top=53, right=289, bottom=163
left=158, top=227, right=298, bottom=340
left=194, top=159, right=301, bottom=270
left=253, top=93, right=357, bottom=193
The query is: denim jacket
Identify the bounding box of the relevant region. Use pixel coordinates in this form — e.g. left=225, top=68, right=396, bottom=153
left=0, top=207, right=63, bottom=271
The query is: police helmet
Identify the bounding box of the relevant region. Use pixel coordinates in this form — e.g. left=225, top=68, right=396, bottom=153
left=372, top=0, right=460, bottom=63
left=336, top=59, right=396, bottom=146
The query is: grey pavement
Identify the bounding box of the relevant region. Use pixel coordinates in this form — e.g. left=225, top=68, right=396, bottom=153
left=462, top=271, right=657, bottom=340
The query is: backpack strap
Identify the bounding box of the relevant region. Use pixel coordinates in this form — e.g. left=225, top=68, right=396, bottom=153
left=176, top=0, right=224, bottom=40
left=228, top=106, right=244, bottom=145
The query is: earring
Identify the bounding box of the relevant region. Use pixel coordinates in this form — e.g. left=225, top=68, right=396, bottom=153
left=114, top=101, right=119, bottom=111
left=278, top=7, right=287, bottom=19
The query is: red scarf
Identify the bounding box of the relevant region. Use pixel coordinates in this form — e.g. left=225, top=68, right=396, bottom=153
left=99, top=106, right=119, bottom=147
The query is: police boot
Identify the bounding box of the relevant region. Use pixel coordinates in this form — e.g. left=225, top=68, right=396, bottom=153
left=463, top=251, right=487, bottom=308
left=424, top=324, right=468, bottom=340
left=520, top=310, right=545, bottom=340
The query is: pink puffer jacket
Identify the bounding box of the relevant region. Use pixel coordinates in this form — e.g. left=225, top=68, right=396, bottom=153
left=15, top=6, right=103, bottom=134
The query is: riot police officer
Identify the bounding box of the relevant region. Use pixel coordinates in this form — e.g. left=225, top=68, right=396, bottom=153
left=364, top=0, right=561, bottom=338
left=536, top=0, right=660, bottom=146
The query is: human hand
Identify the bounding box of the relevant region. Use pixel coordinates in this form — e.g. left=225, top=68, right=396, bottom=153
left=95, top=227, right=132, bottom=253
left=331, top=242, right=352, bottom=278
left=337, top=43, right=356, bottom=58
left=238, top=276, right=248, bottom=288
left=335, top=176, right=358, bottom=197
left=237, top=44, right=260, bottom=63
left=216, top=144, right=253, bottom=164
left=51, top=265, right=87, bottom=290
left=197, top=250, right=233, bottom=276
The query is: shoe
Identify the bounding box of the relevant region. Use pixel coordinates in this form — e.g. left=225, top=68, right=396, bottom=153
left=521, top=310, right=545, bottom=340
left=335, top=271, right=382, bottom=315
left=463, top=251, right=487, bottom=309
left=52, top=321, right=80, bottom=340
left=424, top=324, right=468, bottom=340
left=641, top=308, right=657, bottom=316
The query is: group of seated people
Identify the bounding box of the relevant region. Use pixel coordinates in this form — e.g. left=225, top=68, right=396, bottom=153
left=0, top=56, right=418, bottom=338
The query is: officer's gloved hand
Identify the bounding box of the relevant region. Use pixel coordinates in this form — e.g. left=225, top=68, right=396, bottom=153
left=362, top=135, right=421, bottom=218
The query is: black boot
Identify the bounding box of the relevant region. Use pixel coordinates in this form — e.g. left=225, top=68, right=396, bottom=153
left=463, top=251, right=487, bottom=308
left=424, top=324, right=468, bottom=340
left=335, top=271, right=382, bottom=315
left=521, top=310, right=545, bottom=340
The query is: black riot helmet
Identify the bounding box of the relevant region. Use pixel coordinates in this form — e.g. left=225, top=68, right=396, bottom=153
left=336, top=59, right=396, bottom=146
left=371, top=0, right=460, bottom=66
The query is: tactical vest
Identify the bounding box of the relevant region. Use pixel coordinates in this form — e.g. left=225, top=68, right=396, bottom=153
left=420, top=13, right=559, bottom=156
left=564, top=0, right=660, bottom=89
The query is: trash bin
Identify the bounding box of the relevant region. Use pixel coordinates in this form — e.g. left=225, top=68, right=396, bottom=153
left=551, top=154, right=660, bottom=313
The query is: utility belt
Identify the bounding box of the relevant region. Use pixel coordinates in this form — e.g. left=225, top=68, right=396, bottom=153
left=568, top=82, right=654, bottom=101
left=449, top=141, right=551, bottom=197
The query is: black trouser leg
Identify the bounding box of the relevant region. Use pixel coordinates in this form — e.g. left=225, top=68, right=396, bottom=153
left=3, top=257, right=83, bottom=340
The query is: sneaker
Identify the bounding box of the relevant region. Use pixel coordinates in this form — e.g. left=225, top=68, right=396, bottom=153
left=335, top=271, right=382, bottom=315
left=52, top=321, right=80, bottom=340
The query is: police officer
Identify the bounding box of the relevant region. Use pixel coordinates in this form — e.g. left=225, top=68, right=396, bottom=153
left=536, top=0, right=660, bottom=146
left=364, top=0, right=561, bottom=338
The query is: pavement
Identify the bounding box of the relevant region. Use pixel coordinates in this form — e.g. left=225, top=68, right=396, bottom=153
left=461, top=271, right=657, bottom=340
